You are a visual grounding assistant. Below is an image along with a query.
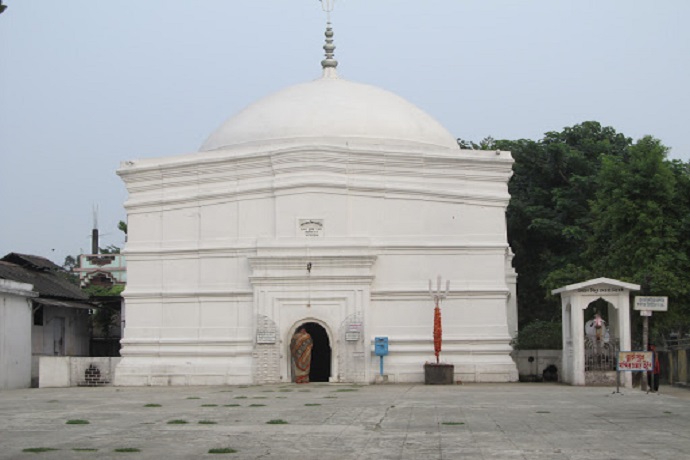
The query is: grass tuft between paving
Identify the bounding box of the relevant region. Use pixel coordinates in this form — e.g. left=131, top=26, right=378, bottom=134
left=266, top=419, right=288, bottom=424
left=209, top=447, right=238, bottom=454
left=114, top=447, right=141, bottom=452
left=167, top=419, right=188, bottom=424
left=22, top=447, right=59, bottom=453
left=66, top=419, right=90, bottom=425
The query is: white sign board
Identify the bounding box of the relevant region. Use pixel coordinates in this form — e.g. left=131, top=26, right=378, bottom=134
left=634, top=296, right=668, bottom=311
left=618, top=351, right=654, bottom=371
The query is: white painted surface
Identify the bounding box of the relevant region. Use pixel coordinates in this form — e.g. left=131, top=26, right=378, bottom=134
left=38, top=356, right=70, bottom=387
left=116, top=73, right=518, bottom=386
left=0, top=280, right=37, bottom=390
left=39, top=357, right=122, bottom=387
left=553, top=278, right=640, bottom=387
left=201, top=75, right=460, bottom=152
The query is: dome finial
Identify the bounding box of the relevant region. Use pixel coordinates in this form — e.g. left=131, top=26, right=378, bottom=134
left=319, top=0, right=338, bottom=77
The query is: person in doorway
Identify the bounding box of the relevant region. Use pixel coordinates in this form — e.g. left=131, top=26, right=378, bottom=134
left=290, top=328, right=313, bottom=384
left=647, top=344, right=661, bottom=392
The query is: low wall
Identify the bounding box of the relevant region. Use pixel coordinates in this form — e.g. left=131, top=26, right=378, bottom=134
left=39, top=357, right=121, bottom=388
left=511, top=350, right=561, bottom=382
left=513, top=346, right=690, bottom=388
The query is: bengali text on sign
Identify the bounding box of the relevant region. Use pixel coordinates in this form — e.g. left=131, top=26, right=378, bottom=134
left=617, top=351, right=653, bottom=372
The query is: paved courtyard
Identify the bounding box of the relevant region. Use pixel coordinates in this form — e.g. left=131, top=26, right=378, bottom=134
left=0, top=383, right=688, bottom=459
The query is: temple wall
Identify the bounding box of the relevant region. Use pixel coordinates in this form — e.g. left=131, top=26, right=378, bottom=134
left=116, top=146, right=517, bottom=385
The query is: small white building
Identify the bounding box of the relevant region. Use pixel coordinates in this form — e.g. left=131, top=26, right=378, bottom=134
left=0, top=279, right=37, bottom=390
left=0, top=253, right=93, bottom=387
left=116, top=24, right=518, bottom=386
left=552, top=278, right=639, bottom=387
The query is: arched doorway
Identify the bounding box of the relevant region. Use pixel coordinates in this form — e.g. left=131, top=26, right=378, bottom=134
left=292, top=322, right=331, bottom=383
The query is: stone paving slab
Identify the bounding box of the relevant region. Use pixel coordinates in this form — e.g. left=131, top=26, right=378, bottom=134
left=0, top=383, right=688, bottom=459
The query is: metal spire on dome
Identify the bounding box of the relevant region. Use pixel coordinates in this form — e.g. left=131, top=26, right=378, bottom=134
left=319, top=0, right=338, bottom=77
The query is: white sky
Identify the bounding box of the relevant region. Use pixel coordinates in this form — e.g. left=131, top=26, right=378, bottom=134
left=1, top=0, right=688, bottom=265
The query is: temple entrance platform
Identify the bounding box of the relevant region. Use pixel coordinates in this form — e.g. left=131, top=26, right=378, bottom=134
left=0, top=383, right=688, bottom=459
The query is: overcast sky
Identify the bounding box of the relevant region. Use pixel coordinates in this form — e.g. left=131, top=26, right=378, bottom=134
left=1, top=0, right=688, bottom=266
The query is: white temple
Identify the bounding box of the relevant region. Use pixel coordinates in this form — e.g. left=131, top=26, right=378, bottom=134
left=115, top=20, right=518, bottom=386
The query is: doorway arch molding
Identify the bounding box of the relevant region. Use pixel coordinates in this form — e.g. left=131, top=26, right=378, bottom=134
left=286, top=317, right=337, bottom=383
left=552, top=277, right=639, bottom=387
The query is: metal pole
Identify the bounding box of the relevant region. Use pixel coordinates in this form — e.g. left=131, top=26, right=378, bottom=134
left=641, top=315, right=648, bottom=392
left=651, top=355, right=656, bottom=393
left=379, top=356, right=384, bottom=376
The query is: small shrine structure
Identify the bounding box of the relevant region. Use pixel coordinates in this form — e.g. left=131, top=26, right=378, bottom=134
left=552, top=278, right=639, bottom=387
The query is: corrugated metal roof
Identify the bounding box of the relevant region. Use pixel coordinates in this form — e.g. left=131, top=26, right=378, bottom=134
left=1, top=253, right=62, bottom=271
left=0, top=260, right=88, bottom=301
left=32, top=297, right=94, bottom=310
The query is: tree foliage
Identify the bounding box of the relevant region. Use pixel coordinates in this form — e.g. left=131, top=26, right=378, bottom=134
left=118, top=220, right=128, bottom=237
left=490, top=121, right=689, bottom=342
left=511, top=320, right=562, bottom=350
left=496, top=122, right=631, bottom=326
left=586, top=137, right=690, bottom=340
left=84, top=285, right=123, bottom=338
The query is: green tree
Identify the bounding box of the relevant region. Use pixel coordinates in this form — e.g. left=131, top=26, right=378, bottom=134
left=587, top=137, right=690, bottom=340
left=497, top=121, right=630, bottom=326
left=84, top=285, right=124, bottom=337
left=63, top=255, right=79, bottom=271
left=118, top=220, right=128, bottom=238
left=511, top=320, right=562, bottom=350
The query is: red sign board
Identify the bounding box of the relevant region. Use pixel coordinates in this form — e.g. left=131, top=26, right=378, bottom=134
left=617, top=351, right=653, bottom=372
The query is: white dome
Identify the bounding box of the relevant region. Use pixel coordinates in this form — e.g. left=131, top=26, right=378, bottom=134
left=200, top=75, right=459, bottom=152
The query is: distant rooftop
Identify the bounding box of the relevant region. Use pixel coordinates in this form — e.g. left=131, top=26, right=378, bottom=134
left=0, top=253, right=88, bottom=301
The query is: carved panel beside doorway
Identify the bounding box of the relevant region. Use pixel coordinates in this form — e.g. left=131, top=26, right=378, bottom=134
left=253, top=314, right=280, bottom=384
left=338, top=312, right=365, bottom=382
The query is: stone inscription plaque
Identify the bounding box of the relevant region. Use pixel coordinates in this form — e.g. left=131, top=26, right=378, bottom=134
left=256, top=331, right=277, bottom=344
left=345, top=332, right=361, bottom=342
left=299, top=219, right=324, bottom=237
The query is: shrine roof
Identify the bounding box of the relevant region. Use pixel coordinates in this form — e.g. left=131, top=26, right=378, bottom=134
left=551, top=277, right=640, bottom=295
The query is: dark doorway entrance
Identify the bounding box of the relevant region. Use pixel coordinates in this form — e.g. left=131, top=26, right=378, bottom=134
left=299, top=322, right=331, bottom=382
